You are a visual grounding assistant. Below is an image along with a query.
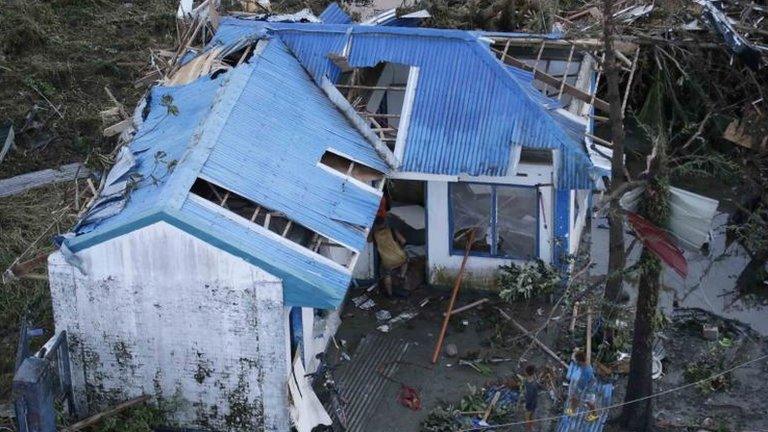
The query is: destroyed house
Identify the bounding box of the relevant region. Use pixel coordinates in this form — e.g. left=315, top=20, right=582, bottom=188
left=47, top=11, right=604, bottom=431
left=205, top=17, right=605, bottom=282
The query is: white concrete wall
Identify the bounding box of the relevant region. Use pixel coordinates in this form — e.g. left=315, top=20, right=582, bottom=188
left=48, top=222, right=290, bottom=431
left=352, top=241, right=376, bottom=279
left=425, top=162, right=554, bottom=286
left=569, top=189, right=591, bottom=255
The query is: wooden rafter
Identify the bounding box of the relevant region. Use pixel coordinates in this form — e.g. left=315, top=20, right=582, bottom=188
left=491, top=47, right=611, bottom=112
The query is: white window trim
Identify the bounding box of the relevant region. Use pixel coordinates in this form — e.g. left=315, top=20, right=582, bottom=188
left=394, top=66, right=419, bottom=165
left=318, top=148, right=384, bottom=196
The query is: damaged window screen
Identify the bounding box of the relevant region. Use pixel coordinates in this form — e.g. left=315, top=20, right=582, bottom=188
left=450, top=183, right=537, bottom=258
left=450, top=183, right=492, bottom=254
left=495, top=186, right=537, bottom=258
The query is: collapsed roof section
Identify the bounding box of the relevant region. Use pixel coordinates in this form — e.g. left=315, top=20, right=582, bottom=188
left=64, top=36, right=389, bottom=309
left=210, top=17, right=603, bottom=189
left=62, top=7, right=618, bottom=308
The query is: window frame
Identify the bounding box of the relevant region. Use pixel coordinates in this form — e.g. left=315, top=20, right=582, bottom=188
left=447, top=182, right=540, bottom=260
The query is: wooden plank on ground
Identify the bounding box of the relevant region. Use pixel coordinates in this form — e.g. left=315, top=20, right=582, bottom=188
left=0, top=163, right=91, bottom=198
left=0, top=123, right=14, bottom=164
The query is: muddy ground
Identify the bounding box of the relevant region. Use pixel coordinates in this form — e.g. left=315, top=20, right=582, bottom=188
left=329, top=281, right=768, bottom=432
left=331, top=284, right=561, bottom=432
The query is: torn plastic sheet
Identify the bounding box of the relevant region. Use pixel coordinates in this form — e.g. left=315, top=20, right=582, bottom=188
left=620, top=186, right=719, bottom=250
left=289, top=354, right=331, bottom=432
left=695, top=0, right=762, bottom=70
left=626, top=212, right=687, bottom=278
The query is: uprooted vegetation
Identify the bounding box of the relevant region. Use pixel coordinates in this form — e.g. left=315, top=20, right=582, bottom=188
left=0, top=0, right=178, bottom=177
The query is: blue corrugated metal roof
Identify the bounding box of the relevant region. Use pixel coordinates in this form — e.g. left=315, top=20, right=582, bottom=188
left=208, top=18, right=597, bottom=189
left=319, top=3, right=352, bottom=24
left=64, top=37, right=387, bottom=309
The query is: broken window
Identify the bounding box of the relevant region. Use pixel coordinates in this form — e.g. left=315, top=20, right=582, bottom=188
left=334, top=62, right=415, bottom=153
left=319, top=150, right=384, bottom=184
left=519, top=148, right=553, bottom=165
left=449, top=182, right=538, bottom=259
left=190, top=178, right=357, bottom=268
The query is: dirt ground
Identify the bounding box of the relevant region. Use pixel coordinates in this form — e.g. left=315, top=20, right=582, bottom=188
left=330, top=284, right=567, bottom=432
left=329, top=281, right=768, bottom=432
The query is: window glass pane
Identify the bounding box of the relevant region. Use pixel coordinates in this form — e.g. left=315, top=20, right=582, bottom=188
left=495, top=186, right=538, bottom=258
left=450, top=183, right=492, bottom=254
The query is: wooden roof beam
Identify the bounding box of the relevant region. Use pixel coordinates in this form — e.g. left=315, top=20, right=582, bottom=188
left=491, top=48, right=611, bottom=112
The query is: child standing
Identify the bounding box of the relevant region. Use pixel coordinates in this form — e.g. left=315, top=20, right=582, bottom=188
left=523, top=364, right=539, bottom=432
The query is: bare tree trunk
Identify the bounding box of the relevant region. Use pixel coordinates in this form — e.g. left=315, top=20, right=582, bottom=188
left=602, top=0, right=627, bottom=343
left=619, top=249, right=659, bottom=431
left=620, top=134, right=669, bottom=430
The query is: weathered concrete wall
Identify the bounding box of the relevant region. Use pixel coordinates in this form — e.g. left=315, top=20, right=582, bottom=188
left=48, top=222, right=290, bottom=431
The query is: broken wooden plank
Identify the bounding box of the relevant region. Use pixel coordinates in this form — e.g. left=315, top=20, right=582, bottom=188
left=2, top=252, right=50, bottom=283
left=491, top=48, right=611, bottom=112
left=0, top=163, right=91, bottom=198
left=489, top=36, right=637, bottom=53
left=63, top=395, right=150, bottom=432
left=335, top=84, right=407, bottom=91
left=442, top=298, right=489, bottom=317
left=497, top=308, right=568, bottom=368
left=432, top=230, right=475, bottom=364
left=102, top=118, right=132, bottom=137
left=0, top=122, right=14, bottom=164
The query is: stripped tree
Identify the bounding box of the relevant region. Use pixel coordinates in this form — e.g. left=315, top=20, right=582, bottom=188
left=619, top=132, right=669, bottom=430
left=601, top=0, right=627, bottom=336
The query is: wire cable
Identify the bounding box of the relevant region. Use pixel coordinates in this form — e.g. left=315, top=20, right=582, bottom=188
left=459, top=352, right=768, bottom=431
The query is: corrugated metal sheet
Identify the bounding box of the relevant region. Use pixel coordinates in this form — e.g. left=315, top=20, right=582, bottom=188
left=201, top=38, right=386, bottom=251
left=65, top=37, right=387, bottom=309
left=210, top=18, right=596, bottom=189
left=557, top=363, right=614, bottom=432
left=319, top=2, right=352, bottom=24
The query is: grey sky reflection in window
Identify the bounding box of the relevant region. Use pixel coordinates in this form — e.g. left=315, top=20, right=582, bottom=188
left=450, top=182, right=538, bottom=259
left=495, top=186, right=537, bottom=258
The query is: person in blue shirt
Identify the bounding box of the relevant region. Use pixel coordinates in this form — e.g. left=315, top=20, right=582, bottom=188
left=567, top=350, right=599, bottom=421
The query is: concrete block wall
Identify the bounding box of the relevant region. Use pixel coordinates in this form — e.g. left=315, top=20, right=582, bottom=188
left=48, top=222, right=290, bottom=431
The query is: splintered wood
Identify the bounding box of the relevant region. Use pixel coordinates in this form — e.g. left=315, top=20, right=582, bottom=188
left=0, top=163, right=91, bottom=198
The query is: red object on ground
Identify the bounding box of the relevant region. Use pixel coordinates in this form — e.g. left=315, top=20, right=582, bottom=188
left=397, top=385, right=421, bottom=410
left=626, top=212, right=688, bottom=278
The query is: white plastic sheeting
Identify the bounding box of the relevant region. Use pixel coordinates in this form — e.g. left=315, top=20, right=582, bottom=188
left=620, top=186, right=719, bottom=250
left=289, top=355, right=332, bottom=432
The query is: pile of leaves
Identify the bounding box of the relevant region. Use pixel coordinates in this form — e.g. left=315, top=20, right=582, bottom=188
left=683, top=343, right=732, bottom=394
left=497, top=259, right=561, bottom=302
left=421, top=384, right=518, bottom=432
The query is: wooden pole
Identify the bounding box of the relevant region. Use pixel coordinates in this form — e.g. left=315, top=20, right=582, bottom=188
left=442, top=298, right=489, bottom=317
left=431, top=230, right=475, bottom=364
left=497, top=308, right=568, bottom=369
left=63, top=395, right=150, bottom=432
left=569, top=302, right=580, bottom=333
left=586, top=306, right=593, bottom=364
